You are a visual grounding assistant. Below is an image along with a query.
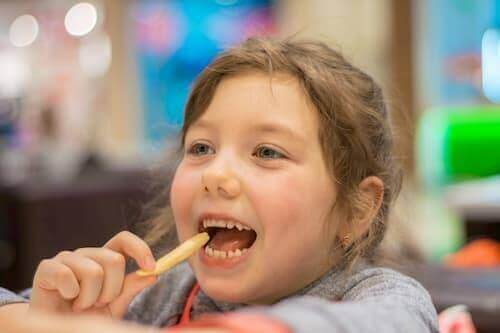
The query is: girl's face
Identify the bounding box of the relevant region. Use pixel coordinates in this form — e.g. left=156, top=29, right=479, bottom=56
left=170, top=73, right=339, bottom=304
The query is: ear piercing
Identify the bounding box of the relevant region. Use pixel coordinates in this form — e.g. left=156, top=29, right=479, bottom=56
left=341, top=235, right=351, bottom=248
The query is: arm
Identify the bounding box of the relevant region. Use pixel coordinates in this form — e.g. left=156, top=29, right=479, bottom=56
left=2, top=310, right=163, bottom=333
left=0, top=287, right=30, bottom=318
left=0, top=303, right=29, bottom=319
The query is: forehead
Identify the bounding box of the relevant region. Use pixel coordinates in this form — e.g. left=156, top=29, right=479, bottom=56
left=190, top=72, right=319, bottom=140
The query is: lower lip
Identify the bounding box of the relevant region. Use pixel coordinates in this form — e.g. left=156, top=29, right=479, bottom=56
left=198, top=246, right=253, bottom=269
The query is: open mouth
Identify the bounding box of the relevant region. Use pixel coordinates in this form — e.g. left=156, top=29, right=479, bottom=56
left=198, top=219, right=257, bottom=259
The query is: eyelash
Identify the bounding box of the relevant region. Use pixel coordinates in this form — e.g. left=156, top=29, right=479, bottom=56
left=186, top=142, right=286, bottom=160
left=254, top=146, right=286, bottom=160
left=187, top=142, right=215, bottom=156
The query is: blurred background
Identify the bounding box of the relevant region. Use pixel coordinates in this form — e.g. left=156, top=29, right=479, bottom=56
left=0, top=0, right=499, bottom=331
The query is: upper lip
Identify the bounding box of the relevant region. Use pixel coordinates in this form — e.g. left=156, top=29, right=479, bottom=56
left=198, top=212, right=254, bottom=231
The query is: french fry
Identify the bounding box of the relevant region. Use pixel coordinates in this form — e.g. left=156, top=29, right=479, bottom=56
left=136, top=232, right=210, bottom=277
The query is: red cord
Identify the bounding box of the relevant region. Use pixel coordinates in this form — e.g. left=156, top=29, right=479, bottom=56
left=179, top=282, right=200, bottom=324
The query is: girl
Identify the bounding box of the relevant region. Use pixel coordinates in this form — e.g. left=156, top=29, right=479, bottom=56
left=0, top=37, right=439, bottom=333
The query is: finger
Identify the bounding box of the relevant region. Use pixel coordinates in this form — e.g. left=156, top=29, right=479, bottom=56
left=104, top=231, right=156, bottom=271
left=108, top=272, right=157, bottom=318
left=54, top=251, right=104, bottom=311
left=75, top=247, right=126, bottom=305
left=33, top=259, right=80, bottom=300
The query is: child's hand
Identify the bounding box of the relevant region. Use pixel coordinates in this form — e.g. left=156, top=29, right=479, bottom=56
left=30, top=231, right=158, bottom=318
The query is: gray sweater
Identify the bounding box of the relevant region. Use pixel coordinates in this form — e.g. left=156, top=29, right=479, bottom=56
left=0, top=262, right=439, bottom=332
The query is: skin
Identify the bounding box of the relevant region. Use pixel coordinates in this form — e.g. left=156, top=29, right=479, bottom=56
left=171, top=72, right=341, bottom=304
left=28, top=231, right=158, bottom=317
left=1, top=308, right=229, bottom=333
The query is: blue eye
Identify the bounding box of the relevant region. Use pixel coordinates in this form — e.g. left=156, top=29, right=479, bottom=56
left=187, top=143, right=214, bottom=156
left=254, top=146, right=285, bottom=160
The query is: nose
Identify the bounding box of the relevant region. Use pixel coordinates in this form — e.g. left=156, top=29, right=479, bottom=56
left=201, top=165, right=241, bottom=199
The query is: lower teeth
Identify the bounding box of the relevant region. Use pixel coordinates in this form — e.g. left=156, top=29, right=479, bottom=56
left=205, top=245, right=248, bottom=259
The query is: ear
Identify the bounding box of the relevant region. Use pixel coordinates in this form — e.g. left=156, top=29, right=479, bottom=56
left=351, top=176, right=384, bottom=240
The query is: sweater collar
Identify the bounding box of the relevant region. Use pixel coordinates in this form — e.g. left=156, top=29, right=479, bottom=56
left=190, top=261, right=363, bottom=318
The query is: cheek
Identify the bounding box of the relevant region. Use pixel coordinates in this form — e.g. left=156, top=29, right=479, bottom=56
left=252, top=172, right=313, bottom=232
left=253, top=170, right=336, bottom=247
left=170, top=165, right=197, bottom=237
left=252, top=174, right=304, bottom=218
left=256, top=170, right=334, bottom=218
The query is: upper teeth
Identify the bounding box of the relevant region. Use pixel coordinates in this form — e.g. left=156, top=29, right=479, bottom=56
left=202, top=219, right=251, bottom=231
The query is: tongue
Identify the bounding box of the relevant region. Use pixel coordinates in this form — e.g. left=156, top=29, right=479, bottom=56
left=208, top=229, right=255, bottom=252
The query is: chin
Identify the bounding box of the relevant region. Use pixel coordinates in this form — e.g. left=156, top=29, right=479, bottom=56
left=197, top=275, right=254, bottom=303
left=188, top=249, right=273, bottom=304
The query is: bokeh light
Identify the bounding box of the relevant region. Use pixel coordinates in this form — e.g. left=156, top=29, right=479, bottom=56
left=9, top=14, right=39, bottom=47
left=482, top=29, right=500, bottom=103
left=78, top=33, right=112, bottom=78
left=65, top=2, right=98, bottom=37
left=0, top=50, right=30, bottom=98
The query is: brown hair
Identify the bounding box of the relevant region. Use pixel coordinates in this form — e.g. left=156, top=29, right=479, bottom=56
left=138, top=37, right=402, bottom=266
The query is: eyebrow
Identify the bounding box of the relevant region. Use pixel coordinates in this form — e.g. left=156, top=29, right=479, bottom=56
left=191, top=119, right=306, bottom=144
left=252, top=123, right=306, bottom=144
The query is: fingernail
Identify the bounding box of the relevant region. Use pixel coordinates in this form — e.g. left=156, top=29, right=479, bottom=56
left=144, top=256, right=156, bottom=270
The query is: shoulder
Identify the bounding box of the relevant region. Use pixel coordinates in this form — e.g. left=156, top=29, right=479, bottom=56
left=341, top=265, right=430, bottom=301
left=302, top=262, right=433, bottom=305
left=343, top=265, right=438, bottom=327
left=124, top=262, right=196, bottom=326
left=264, top=265, right=438, bottom=332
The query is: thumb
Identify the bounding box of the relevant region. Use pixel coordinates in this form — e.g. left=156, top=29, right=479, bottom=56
left=108, top=272, right=157, bottom=318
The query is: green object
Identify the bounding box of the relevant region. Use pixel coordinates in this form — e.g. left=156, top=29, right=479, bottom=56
left=417, top=106, right=500, bottom=188
left=416, top=192, right=464, bottom=261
